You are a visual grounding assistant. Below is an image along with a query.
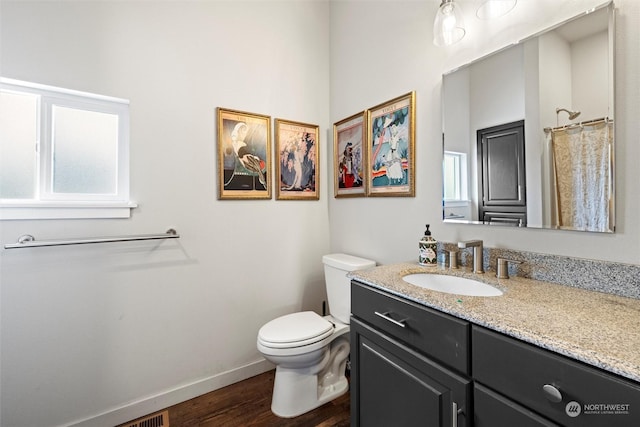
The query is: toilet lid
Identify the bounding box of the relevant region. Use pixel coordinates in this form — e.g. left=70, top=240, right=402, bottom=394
left=258, top=311, right=334, bottom=346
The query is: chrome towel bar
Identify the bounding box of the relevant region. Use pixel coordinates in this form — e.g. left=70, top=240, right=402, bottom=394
left=4, top=228, right=179, bottom=249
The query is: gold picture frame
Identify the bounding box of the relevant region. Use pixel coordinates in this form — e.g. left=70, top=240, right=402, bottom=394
left=275, top=118, right=320, bottom=200
left=333, top=111, right=367, bottom=198
left=366, top=91, right=416, bottom=197
left=217, top=108, right=271, bottom=200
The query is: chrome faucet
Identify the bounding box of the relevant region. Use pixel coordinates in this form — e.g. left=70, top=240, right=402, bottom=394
left=457, top=240, right=484, bottom=274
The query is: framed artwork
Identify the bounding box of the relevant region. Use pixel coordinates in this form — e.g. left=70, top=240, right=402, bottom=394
left=217, top=108, right=271, bottom=200
left=275, top=119, right=320, bottom=200
left=366, top=91, right=416, bottom=197
left=333, top=111, right=367, bottom=198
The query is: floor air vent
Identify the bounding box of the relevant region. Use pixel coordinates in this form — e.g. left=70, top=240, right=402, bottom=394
left=122, top=410, right=169, bottom=427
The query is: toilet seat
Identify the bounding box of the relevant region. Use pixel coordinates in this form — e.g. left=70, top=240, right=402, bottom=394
left=258, top=311, right=334, bottom=349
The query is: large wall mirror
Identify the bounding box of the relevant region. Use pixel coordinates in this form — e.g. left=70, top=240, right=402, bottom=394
left=442, top=2, right=614, bottom=233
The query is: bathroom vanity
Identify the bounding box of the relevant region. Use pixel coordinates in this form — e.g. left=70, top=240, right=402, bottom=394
left=349, top=263, right=640, bottom=426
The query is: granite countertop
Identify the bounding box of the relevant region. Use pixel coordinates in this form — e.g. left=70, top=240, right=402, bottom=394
left=349, top=262, right=640, bottom=383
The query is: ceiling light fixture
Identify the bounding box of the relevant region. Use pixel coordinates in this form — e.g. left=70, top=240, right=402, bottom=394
left=476, top=0, right=517, bottom=20
left=433, top=0, right=466, bottom=47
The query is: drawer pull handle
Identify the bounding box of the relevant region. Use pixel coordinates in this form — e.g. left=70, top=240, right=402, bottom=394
left=452, top=401, right=458, bottom=427
left=542, top=384, right=563, bottom=403
left=374, top=311, right=406, bottom=328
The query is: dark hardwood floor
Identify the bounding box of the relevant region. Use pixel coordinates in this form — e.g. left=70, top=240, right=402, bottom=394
left=119, top=370, right=350, bottom=427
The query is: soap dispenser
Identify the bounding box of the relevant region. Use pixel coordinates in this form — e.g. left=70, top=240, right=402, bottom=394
left=418, top=224, right=437, bottom=266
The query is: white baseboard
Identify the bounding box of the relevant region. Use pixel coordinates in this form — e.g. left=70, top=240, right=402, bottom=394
left=62, top=358, right=274, bottom=427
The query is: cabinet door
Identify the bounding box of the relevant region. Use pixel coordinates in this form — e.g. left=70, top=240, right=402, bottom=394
left=477, top=120, right=527, bottom=225
left=351, top=317, right=470, bottom=427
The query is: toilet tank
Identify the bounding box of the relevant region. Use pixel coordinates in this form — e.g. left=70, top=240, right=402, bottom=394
left=323, top=253, right=376, bottom=324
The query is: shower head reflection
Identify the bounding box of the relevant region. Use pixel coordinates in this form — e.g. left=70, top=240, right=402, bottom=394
left=556, top=107, right=581, bottom=123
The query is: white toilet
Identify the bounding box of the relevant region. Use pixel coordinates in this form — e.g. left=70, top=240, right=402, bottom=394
left=256, top=253, right=376, bottom=418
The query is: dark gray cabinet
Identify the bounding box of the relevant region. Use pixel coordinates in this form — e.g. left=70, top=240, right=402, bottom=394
left=351, top=280, right=640, bottom=427
left=473, top=326, right=640, bottom=427
left=350, top=281, right=470, bottom=427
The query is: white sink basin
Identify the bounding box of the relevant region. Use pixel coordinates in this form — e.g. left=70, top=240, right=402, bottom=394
left=402, top=273, right=503, bottom=297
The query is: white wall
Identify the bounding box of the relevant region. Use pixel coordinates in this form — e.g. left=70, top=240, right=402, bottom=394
left=538, top=30, right=574, bottom=225
left=0, top=1, right=331, bottom=426
left=539, top=31, right=573, bottom=128
left=2, top=0, right=640, bottom=426
left=468, top=45, right=525, bottom=220
left=443, top=68, right=470, bottom=154
left=442, top=67, right=471, bottom=220
left=538, top=28, right=609, bottom=128
left=572, top=30, right=609, bottom=120
left=523, top=38, right=543, bottom=227
left=329, top=0, right=640, bottom=266
left=469, top=45, right=525, bottom=131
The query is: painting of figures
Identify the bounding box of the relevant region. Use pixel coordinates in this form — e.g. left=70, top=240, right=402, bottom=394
left=334, top=112, right=366, bottom=197
left=367, top=92, right=415, bottom=197
left=275, top=119, right=319, bottom=200
left=217, top=108, right=271, bottom=199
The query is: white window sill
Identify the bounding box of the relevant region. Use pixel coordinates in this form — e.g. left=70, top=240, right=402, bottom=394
left=443, top=200, right=471, bottom=208
left=0, top=201, right=138, bottom=220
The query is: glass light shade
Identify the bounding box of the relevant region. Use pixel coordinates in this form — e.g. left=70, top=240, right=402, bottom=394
left=433, top=0, right=466, bottom=47
left=476, top=0, right=517, bottom=20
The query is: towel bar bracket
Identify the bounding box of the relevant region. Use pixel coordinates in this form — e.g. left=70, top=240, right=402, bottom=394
left=18, top=234, right=35, bottom=244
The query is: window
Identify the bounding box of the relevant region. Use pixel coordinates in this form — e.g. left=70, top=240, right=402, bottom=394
left=443, top=151, right=468, bottom=201
left=0, top=78, right=135, bottom=219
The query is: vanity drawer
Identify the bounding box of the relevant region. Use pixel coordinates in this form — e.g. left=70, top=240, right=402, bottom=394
left=351, top=280, right=469, bottom=374
left=472, top=326, right=640, bottom=426
left=474, top=383, right=559, bottom=427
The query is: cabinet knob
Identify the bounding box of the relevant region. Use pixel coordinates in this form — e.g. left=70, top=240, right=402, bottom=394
left=542, top=384, right=563, bottom=403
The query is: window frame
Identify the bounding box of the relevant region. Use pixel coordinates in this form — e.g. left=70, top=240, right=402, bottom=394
left=0, top=78, right=136, bottom=220
left=443, top=150, right=469, bottom=202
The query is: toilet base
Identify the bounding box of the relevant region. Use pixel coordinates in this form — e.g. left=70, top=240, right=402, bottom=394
left=271, top=368, right=349, bottom=418
left=270, top=337, right=350, bottom=418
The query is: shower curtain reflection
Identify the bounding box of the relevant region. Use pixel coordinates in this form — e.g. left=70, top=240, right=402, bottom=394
left=547, top=119, right=613, bottom=232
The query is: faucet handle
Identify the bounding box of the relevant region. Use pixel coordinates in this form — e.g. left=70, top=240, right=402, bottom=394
left=496, top=258, right=522, bottom=279
left=458, top=239, right=482, bottom=249
left=448, top=250, right=459, bottom=269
